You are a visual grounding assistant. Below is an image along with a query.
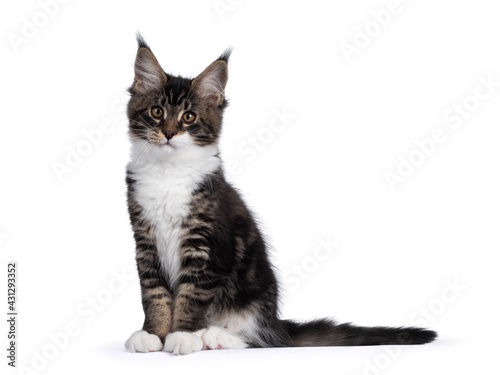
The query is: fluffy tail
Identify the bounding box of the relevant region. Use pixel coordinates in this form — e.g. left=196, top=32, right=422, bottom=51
left=281, top=319, right=437, bottom=346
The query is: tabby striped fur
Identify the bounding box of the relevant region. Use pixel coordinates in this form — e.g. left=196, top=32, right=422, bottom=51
left=124, top=34, right=437, bottom=355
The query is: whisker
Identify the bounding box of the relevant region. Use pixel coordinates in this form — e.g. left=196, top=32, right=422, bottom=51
left=130, top=119, right=156, bottom=131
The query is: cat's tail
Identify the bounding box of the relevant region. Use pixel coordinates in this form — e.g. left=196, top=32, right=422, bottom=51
left=281, top=318, right=437, bottom=346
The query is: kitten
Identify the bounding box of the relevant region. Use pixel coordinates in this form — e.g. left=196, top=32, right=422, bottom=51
left=124, top=34, right=437, bottom=355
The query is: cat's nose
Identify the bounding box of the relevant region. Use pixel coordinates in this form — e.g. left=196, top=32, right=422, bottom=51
left=165, top=131, right=177, bottom=140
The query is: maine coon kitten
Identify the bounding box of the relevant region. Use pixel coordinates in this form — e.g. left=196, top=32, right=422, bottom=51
left=124, top=35, right=437, bottom=355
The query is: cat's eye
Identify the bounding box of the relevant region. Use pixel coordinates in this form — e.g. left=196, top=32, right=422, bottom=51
left=182, top=112, right=196, bottom=124
left=151, top=106, right=164, bottom=119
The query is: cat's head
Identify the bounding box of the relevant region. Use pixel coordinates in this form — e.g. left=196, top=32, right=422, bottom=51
left=127, top=34, right=230, bottom=157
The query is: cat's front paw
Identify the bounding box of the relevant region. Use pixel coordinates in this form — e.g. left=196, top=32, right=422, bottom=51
left=125, top=330, right=163, bottom=353
left=163, top=331, right=204, bottom=355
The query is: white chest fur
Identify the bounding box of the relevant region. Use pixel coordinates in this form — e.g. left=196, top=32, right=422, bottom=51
left=128, top=140, right=220, bottom=288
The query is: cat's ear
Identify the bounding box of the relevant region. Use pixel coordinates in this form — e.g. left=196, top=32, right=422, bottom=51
left=132, top=34, right=167, bottom=94
left=192, top=49, right=231, bottom=106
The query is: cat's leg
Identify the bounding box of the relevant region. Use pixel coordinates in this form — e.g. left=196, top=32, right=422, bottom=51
left=138, top=280, right=173, bottom=344
left=125, top=284, right=172, bottom=353
left=163, top=254, right=223, bottom=354
left=163, top=184, right=227, bottom=355
left=125, top=195, right=173, bottom=352
left=125, top=280, right=172, bottom=353
left=125, top=255, right=173, bottom=352
left=163, top=278, right=220, bottom=355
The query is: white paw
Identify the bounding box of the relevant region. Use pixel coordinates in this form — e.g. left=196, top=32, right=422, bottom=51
left=125, top=330, right=163, bottom=353
left=202, top=326, right=248, bottom=350
left=163, top=331, right=204, bottom=355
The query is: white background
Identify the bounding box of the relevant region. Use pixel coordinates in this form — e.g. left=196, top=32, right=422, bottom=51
left=1, top=0, right=499, bottom=374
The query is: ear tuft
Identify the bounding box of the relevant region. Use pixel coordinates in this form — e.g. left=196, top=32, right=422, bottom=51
left=136, top=32, right=150, bottom=50
left=217, top=47, right=232, bottom=64
left=192, top=51, right=231, bottom=106
left=132, top=34, right=167, bottom=94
